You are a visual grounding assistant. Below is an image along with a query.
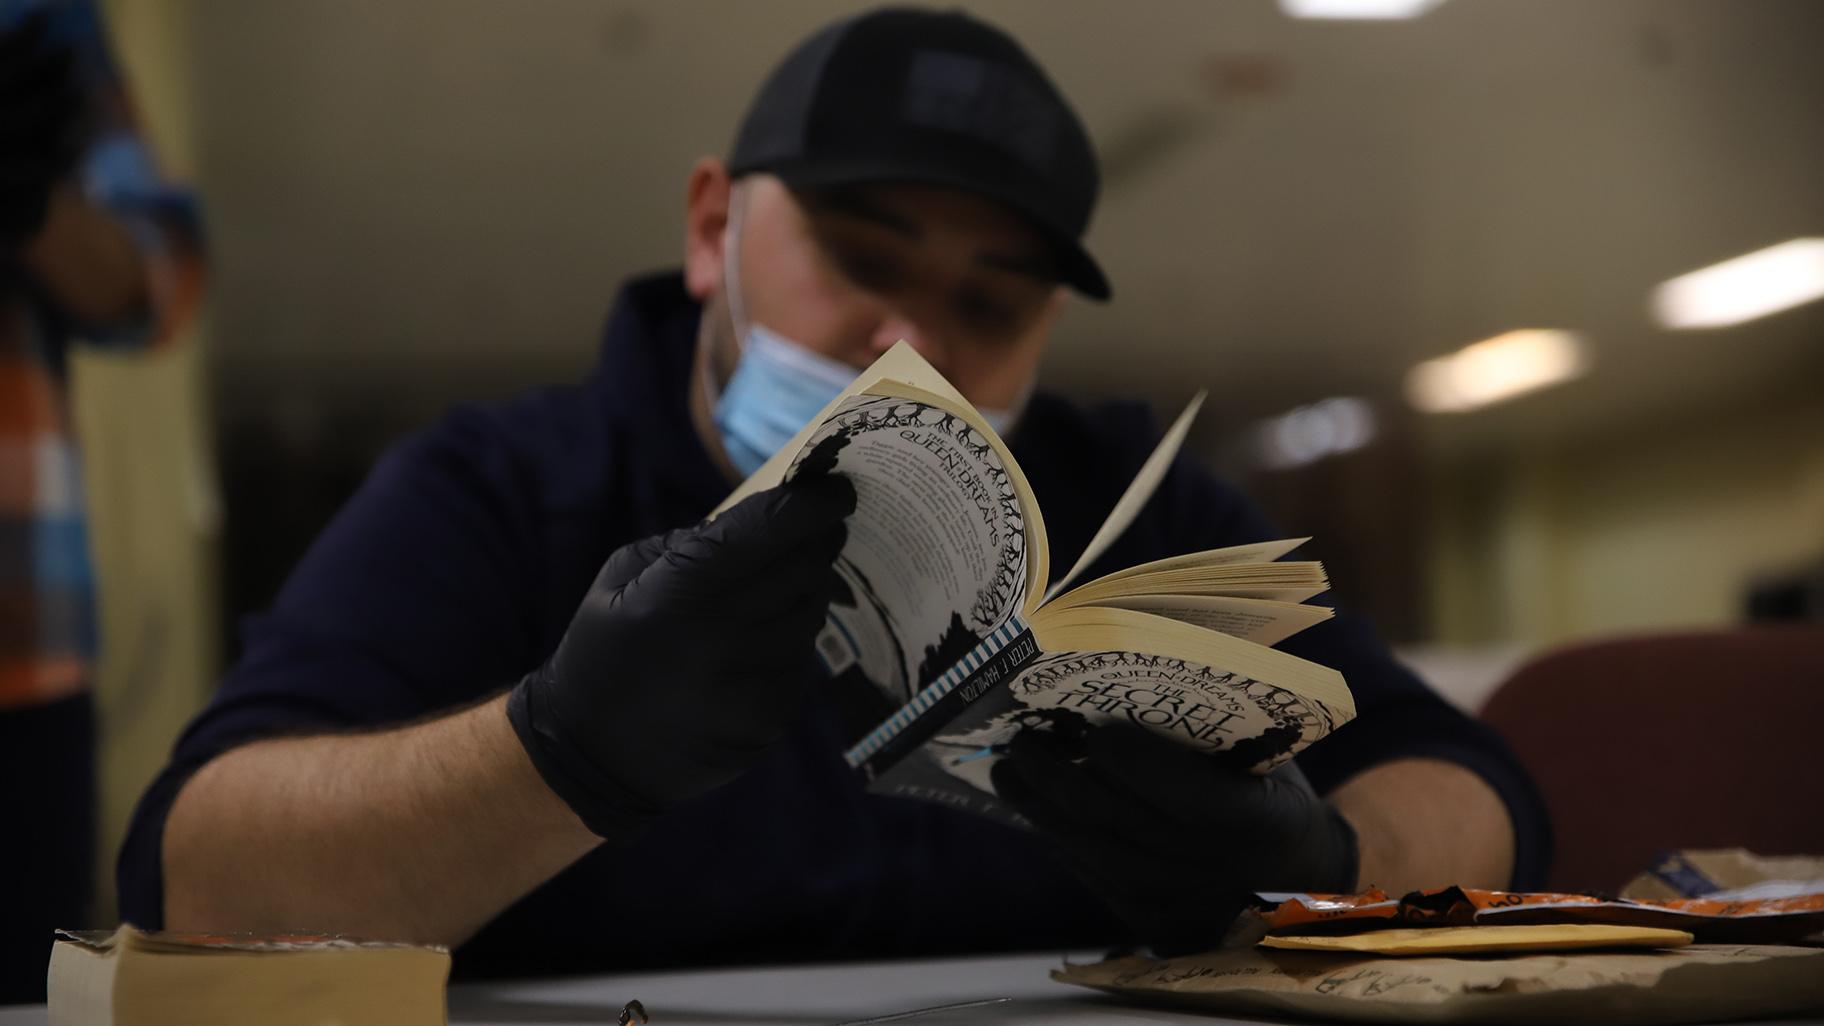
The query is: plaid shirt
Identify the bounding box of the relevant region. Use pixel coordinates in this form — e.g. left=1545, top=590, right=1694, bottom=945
left=1, top=0, right=203, bottom=710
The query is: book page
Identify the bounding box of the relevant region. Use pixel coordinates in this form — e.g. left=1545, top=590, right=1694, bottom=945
left=862, top=380, right=1049, bottom=606
left=1056, top=563, right=1328, bottom=606
left=1164, top=584, right=1329, bottom=603
left=1085, top=595, right=1333, bottom=647
left=1041, top=390, right=1206, bottom=604
left=1029, top=604, right=1353, bottom=714
left=786, top=391, right=1029, bottom=705
left=1083, top=538, right=1309, bottom=587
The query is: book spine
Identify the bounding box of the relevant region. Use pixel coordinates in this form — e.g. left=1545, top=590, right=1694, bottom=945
left=845, top=616, right=1038, bottom=782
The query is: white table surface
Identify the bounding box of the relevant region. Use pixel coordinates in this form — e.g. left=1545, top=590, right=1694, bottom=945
left=0, top=950, right=1253, bottom=1025
left=6, top=948, right=1823, bottom=1025
left=445, top=950, right=1235, bottom=1025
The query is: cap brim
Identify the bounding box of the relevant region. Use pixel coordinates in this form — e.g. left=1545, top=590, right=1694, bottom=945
left=758, top=159, right=1112, bottom=302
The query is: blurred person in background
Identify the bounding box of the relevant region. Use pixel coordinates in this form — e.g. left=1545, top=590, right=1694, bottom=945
left=122, top=7, right=1544, bottom=975
left=0, top=0, right=203, bottom=1004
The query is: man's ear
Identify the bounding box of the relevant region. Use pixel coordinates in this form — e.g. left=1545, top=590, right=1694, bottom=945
left=683, top=158, right=732, bottom=299
left=1033, top=286, right=1068, bottom=338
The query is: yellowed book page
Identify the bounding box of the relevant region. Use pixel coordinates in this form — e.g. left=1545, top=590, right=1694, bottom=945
left=1041, top=390, right=1206, bottom=605
left=1083, top=595, right=1333, bottom=646
left=713, top=340, right=971, bottom=515
left=1260, top=924, right=1693, bottom=956
left=1059, top=563, right=1328, bottom=607
left=1029, top=604, right=1353, bottom=717
left=1059, top=580, right=1331, bottom=605
left=1113, top=562, right=1327, bottom=585
left=1087, top=538, right=1309, bottom=586
left=1191, top=585, right=1329, bottom=603
left=112, top=941, right=450, bottom=1026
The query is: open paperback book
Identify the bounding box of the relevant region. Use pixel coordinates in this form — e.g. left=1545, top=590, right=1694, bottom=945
left=716, top=342, right=1355, bottom=823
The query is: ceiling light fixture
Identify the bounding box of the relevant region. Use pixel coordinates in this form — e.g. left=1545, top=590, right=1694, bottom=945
left=1256, top=397, right=1378, bottom=470
left=1406, top=330, right=1588, bottom=414
left=1651, top=238, right=1824, bottom=330
left=1279, top=0, right=1447, bottom=20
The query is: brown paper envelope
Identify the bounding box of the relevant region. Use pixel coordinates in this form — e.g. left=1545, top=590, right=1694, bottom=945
left=1055, top=943, right=1824, bottom=1025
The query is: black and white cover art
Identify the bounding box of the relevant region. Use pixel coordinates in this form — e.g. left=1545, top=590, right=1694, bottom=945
left=901, top=650, right=1345, bottom=814
left=788, top=393, right=1027, bottom=708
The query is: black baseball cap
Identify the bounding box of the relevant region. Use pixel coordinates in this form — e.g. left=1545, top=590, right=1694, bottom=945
left=728, top=6, right=1111, bottom=301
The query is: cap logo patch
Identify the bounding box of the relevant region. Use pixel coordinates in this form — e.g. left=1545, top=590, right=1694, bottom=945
left=902, top=50, right=1059, bottom=172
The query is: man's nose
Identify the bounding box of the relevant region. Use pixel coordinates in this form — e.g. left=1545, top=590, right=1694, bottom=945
left=870, top=317, right=951, bottom=373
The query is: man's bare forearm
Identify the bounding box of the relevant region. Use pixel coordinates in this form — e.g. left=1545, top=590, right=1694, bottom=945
left=161, top=693, right=600, bottom=946
left=1331, top=758, right=1516, bottom=894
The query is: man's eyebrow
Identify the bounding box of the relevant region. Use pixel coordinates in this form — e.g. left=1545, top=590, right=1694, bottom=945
left=976, top=249, right=1057, bottom=284
left=803, top=190, right=921, bottom=238
left=804, top=188, right=1057, bottom=283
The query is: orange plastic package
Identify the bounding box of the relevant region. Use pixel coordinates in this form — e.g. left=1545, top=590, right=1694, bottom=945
left=1257, top=884, right=1824, bottom=943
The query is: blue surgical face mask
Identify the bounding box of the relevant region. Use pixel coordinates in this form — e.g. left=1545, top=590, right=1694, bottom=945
left=714, top=322, right=862, bottom=477
left=710, top=184, right=861, bottom=477
left=709, top=183, right=1025, bottom=477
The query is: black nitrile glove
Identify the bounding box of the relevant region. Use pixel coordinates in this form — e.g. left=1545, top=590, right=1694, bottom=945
left=1, top=9, right=85, bottom=248
left=991, top=722, right=1358, bottom=955
left=508, top=476, right=854, bottom=838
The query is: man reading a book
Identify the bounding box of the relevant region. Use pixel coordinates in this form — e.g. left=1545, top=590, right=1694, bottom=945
left=122, top=7, right=1548, bottom=969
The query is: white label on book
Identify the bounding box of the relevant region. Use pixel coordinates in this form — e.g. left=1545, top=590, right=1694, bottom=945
left=815, top=619, right=858, bottom=676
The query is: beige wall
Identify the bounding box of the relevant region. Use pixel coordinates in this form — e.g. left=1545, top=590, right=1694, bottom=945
left=1427, top=386, right=1824, bottom=648
left=74, top=1, right=219, bottom=921
left=71, top=346, right=220, bottom=922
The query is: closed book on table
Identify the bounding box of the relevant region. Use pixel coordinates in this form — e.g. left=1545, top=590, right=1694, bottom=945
left=47, top=925, right=448, bottom=1026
